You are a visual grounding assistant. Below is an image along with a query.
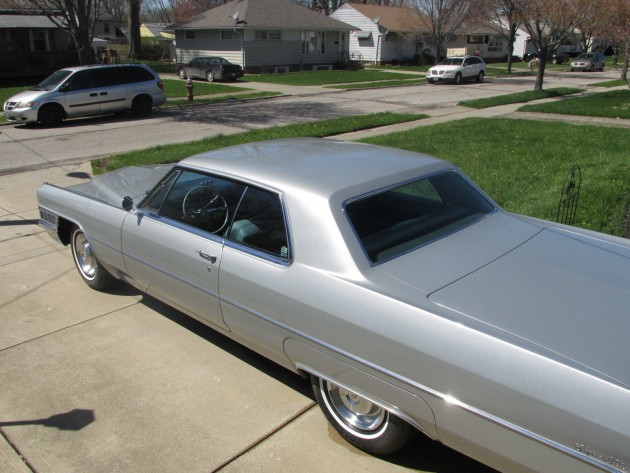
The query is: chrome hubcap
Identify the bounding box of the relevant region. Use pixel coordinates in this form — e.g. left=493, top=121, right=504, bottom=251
left=75, top=233, right=96, bottom=279
left=324, top=380, right=386, bottom=433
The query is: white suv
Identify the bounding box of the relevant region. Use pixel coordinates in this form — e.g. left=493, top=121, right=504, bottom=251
left=3, top=64, right=166, bottom=126
left=427, top=56, right=486, bottom=84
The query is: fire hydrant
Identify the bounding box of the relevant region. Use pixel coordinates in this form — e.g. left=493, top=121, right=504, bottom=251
left=186, top=78, right=194, bottom=101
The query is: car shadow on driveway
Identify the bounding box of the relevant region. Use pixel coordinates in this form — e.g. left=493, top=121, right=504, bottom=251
left=135, top=292, right=495, bottom=472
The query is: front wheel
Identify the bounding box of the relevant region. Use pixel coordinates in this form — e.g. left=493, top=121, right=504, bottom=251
left=310, top=375, right=415, bottom=455
left=71, top=227, right=115, bottom=290
left=453, top=73, right=462, bottom=85
left=38, top=104, right=64, bottom=127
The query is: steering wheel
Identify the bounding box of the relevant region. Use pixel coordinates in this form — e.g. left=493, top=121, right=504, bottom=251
left=182, top=186, right=229, bottom=234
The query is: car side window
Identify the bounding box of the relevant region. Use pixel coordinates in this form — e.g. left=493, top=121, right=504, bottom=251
left=143, top=169, right=246, bottom=236
left=66, top=70, right=95, bottom=91
left=228, top=187, right=289, bottom=261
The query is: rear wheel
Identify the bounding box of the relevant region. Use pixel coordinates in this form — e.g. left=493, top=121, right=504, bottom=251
left=310, top=375, right=415, bottom=455
left=476, top=71, right=485, bottom=83
left=453, top=73, right=462, bottom=85
left=38, top=104, right=64, bottom=127
left=206, top=71, right=215, bottom=82
left=131, top=95, right=153, bottom=117
left=178, top=68, right=187, bottom=79
left=70, top=227, right=115, bottom=290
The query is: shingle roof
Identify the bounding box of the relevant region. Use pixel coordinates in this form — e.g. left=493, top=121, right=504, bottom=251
left=346, top=3, right=423, bottom=33
left=169, top=0, right=353, bottom=30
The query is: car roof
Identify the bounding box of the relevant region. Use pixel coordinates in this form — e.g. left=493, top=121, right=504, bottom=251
left=59, top=64, right=150, bottom=73
left=179, top=138, right=448, bottom=198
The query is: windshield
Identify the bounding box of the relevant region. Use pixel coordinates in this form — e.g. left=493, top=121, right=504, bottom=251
left=345, top=171, right=494, bottom=264
left=577, top=53, right=595, bottom=60
left=36, top=70, right=73, bottom=90
left=438, top=58, right=464, bottom=66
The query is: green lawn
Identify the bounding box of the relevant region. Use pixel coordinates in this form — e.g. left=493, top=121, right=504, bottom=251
left=361, top=118, right=630, bottom=236
left=460, top=88, right=583, bottom=109
left=519, top=90, right=630, bottom=119
left=243, top=69, right=424, bottom=86
left=162, top=78, right=250, bottom=97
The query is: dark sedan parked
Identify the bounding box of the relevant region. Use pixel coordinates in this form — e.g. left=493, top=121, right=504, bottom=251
left=176, top=57, right=244, bottom=82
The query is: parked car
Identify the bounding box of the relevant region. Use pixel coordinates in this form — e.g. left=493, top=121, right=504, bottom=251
left=2, top=64, right=166, bottom=127
left=176, top=57, right=244, bottom=82
left=523, top=51, right=569, bottom=64
left=37, top=138, right=630, bottom=473
left=427, top=56, right=485, bottom=84
left=571, top=52, right=605, bottom=71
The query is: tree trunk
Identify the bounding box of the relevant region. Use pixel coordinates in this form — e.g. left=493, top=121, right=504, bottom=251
left=534, top=57, right=548, bottom=90
left=128, top=0, right=142, bottom=60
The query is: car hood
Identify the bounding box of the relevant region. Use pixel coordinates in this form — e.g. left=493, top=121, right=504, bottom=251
left=428, top=227, right=630, bottom=386
left=5, top=88, right=50, bottom=103
left=69, top=165, right=173, bottom=207
left=429, top=65, right=460, bottom=72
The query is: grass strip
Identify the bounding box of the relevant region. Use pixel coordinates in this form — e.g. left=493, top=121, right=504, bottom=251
left=361, top=118, right=630, bottom=236
left=460, top=88, right=582, bottom=109
left=243, top=70, right=424, bottom=86
left=162, top=78, right=250, bottom=97
left=590, top=79, right=629, bottom=88
left=519, top=90, right=630, bottom=119
left=92, top=112, right=428, bottom=174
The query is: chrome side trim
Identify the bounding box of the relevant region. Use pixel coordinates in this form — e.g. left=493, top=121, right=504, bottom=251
left=219, top=293, right=623, bottom=473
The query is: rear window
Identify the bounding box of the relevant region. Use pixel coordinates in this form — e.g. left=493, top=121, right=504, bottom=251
left=345, top=171, right=494, bottom=264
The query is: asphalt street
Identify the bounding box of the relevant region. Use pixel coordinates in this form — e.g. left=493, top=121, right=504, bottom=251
left=0, top=68, right=627, bottom=473
left=0, top=69, right=618, bottom=174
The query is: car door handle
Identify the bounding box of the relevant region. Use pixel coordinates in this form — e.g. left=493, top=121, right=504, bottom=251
left=100, top=92, right=108, bottom=96
left=197, top=250, right=217, bottom=264
left=90, top=93, right=98, bottom=97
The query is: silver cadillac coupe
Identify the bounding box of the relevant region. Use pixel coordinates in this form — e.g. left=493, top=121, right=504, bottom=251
left=37, top=138, right=630, bottom=472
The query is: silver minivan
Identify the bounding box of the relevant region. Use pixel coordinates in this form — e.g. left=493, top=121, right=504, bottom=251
left=3, top=64, right=167, bottom=126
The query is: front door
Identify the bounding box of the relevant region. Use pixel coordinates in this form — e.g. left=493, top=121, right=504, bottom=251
left=121, top=168, right=247, bottom=331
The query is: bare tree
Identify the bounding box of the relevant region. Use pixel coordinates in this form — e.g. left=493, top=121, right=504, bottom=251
left=5, top=0, right=107, bottom=64
left=479, top=0, right=520, bottom=73
left=128, top=0, right=142, bottom=59
left=514, top=0, right=597, bottom=90
left=407, top=0, right=475, bottom=65
left=604, top=0, right=630, bottom=81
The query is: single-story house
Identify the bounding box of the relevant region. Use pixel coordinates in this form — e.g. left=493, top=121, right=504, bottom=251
left=169, top=0, right=354, bottom=73
left=0, top=10, right=125, bottom=78
left=140, top=23, right=176, bottom=60
left=330, top=3, right=422, bottom=64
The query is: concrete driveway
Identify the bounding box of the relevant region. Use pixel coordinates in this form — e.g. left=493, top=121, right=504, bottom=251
left=0, top=165, right=496, bottom=472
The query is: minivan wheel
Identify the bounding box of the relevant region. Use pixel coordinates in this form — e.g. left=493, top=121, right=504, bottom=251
left=476, top=71, right=485, bottom=83
left=310, top=375, right=416, bottom=455
left=38, top=104, right=64, bottom=127
left=132, top=96, right=153, bottom=117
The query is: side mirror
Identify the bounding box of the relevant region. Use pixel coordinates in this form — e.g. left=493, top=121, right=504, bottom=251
left=122, top=196, right=134, bottom=211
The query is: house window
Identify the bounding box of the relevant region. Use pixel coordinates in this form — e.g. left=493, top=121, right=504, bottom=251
left=467, top=35, right=486, bottom=44
left=488, top=35, right=503, bottom=52
left=185, top=31, right=195, bottom=40
left=221, top=30, right=232, bottom=40
left=255, top=30, right=281, bottom=40
left=31, top=30, right=47, bottom=51
left=301, top=31, right=325, bottom=55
